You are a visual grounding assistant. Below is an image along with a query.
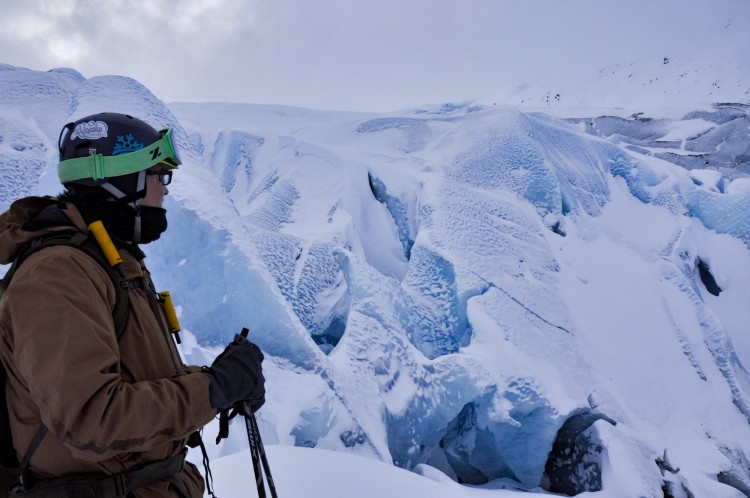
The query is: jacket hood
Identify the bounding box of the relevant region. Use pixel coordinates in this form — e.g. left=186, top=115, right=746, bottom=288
left=0, top=196, right=87, bottom=265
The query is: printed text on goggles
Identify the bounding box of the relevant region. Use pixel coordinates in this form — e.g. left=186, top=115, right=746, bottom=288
left=58, top=127, right=182, bottom=184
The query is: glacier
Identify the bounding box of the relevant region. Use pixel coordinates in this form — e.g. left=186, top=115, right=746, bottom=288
left=2, top=64, right=750, bottom=497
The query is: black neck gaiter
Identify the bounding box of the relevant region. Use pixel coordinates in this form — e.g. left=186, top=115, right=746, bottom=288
left=137, top=206, right=168, bottom=243
left=75, top=200, right=168, bottom=246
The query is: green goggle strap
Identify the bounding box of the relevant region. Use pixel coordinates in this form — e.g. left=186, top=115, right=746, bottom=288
left=58, top=127, right=181, bottom=183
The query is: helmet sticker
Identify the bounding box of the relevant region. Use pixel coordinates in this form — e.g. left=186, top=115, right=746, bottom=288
left=71, top=120, right=108, bottom=140
left=112, top=134, right=144, bottom=155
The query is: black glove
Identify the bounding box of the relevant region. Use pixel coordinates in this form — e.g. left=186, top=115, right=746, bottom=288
left=204, top=334, right=265, bottom=412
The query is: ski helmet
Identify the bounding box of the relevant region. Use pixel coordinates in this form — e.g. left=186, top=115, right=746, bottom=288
left=57, top=112, right=181, bottom=203
left=57, top=112, right=182, bottom=243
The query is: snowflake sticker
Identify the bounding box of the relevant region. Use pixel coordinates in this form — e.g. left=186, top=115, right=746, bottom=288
left=112, top=134, right=144, bottom=155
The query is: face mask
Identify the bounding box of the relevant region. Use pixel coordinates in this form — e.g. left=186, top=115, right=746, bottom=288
left=75, top=200, right=167, bottom=245
left=76, top=200, right=133, bottom=242
left=136, top=206, right=168, bottom=244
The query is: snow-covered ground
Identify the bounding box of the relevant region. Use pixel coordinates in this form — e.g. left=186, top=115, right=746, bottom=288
left=2, top=64, right=750, bottom=497
left=206, top=443, right=536, bottom=498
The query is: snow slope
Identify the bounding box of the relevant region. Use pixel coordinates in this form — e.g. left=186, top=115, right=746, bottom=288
left=206, top=444, right=537, bottom=498
left=2, top=64, right=750, bottom=497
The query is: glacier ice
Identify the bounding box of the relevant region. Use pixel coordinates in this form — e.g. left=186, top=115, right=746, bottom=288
left=3, top=65, right=750, bottom=496
left=579, top=104, right=750, bottom=178
left=0, top=115, right=49, bottom=212
left=210, top=130, right=265, bottom=195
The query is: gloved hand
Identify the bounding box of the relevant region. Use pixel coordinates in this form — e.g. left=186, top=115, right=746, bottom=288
left=204, top=334, right=265, bottom=413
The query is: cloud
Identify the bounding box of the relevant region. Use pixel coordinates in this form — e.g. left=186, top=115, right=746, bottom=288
left=1, top=0, right=749, bottom=111
left=1, top=0, right=260, bottom=66
left=168, top=0, right=258, bottom=32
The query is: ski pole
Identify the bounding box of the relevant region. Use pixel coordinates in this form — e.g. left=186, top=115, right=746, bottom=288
left=245, top=413, right=266, bottom=498
left=239, top=328, right=278, bottom=498
left=249, top=414, right=278, bottom=498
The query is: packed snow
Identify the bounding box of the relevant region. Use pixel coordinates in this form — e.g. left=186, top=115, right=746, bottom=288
left=2, top=64, right=750, bottom=497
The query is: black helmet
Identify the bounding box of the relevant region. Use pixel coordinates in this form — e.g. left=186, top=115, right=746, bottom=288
left=59, top=113, right=163, bottom=163
left=57, top=112, right=182, bottom=244
left=58, top=112, right=181, bottom=203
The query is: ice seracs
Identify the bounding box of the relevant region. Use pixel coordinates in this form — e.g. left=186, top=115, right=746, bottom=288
left=2, top=64, right=750, bottom=497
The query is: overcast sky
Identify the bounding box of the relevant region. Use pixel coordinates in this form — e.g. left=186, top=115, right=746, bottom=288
left=1, top=0, right=748, bottom=112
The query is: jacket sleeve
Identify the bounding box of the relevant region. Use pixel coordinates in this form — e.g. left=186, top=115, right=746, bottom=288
left=6, top=247, right=216, bottom=461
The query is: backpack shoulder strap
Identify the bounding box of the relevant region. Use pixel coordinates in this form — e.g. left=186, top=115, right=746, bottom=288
left=0, top=369, right=18, bottom=468
left=0, top=231, right=133, bottom=482
left=1, top=231, right=130, bottom=338
left=64, top=234, right=131, bottom=340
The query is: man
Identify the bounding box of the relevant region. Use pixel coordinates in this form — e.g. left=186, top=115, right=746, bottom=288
left=0, top=113, right=265, bottom=497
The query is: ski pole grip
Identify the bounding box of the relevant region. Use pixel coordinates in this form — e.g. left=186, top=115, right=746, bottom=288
left=240, top=327, right=249, bottom=339
left=88, top=220, right=123, bottom=267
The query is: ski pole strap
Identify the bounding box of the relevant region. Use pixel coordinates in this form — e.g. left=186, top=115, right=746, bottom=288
left=196, top=435, right=217, bottom=498
left=215, top=406, right=240, bottom=445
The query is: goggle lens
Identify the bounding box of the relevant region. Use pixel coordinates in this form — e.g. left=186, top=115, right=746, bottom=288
left=161, top=127, right=182, bottom=166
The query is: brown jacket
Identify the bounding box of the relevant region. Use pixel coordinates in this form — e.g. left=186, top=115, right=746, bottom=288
left=0, top=197, right=216, bottom=497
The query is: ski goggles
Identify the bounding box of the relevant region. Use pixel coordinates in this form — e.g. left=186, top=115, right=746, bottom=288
left=58, top=127, right=182, bottom=184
